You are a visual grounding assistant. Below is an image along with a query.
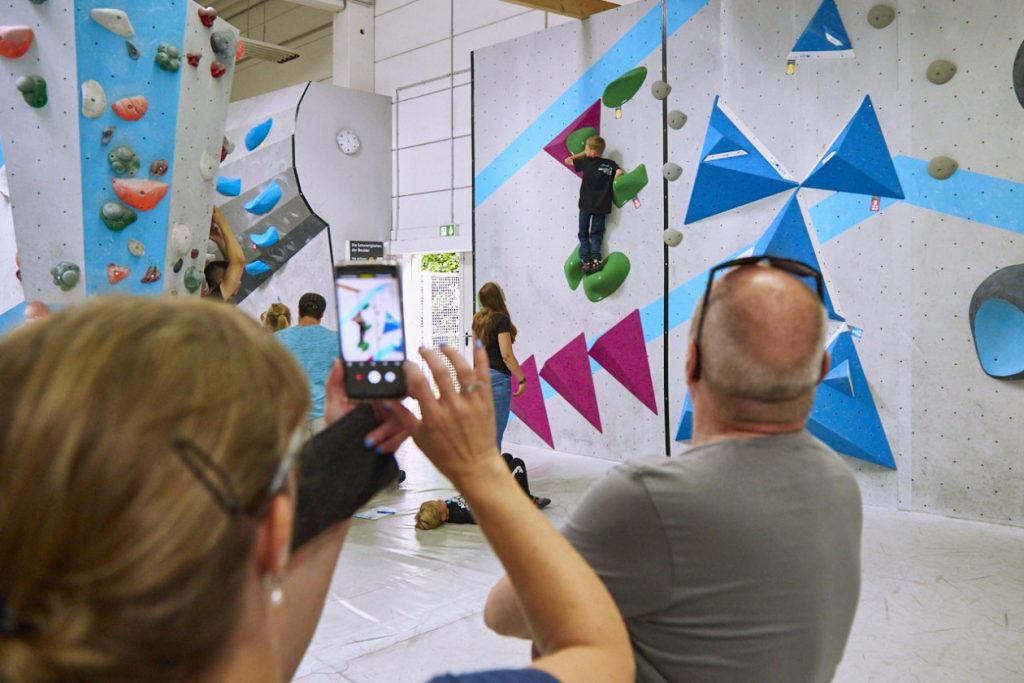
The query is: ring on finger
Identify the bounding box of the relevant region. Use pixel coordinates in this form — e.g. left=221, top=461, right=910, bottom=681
left=460, top=382, right=482, bottom=395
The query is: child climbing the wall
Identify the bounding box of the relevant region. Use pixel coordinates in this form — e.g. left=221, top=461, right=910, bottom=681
left=565, top=136, right=624, bottom=274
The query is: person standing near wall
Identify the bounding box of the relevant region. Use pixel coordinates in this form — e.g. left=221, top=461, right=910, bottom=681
left=275, top=293, right=339, bottom=435
left=472, top=282, right=526, bottom=449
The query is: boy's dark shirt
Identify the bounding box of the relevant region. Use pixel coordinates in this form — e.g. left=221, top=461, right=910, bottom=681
left=574, top=156, right=619, bottom=214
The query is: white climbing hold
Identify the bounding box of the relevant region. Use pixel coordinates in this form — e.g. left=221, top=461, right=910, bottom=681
left=90, top=8, right=135, bottom=38
left=663, top=162, right=683, bottom=181
left=81, top=80, right=106, bottom=119
left=171, top=224, right=191, bottom=257
left=667, top=110, right=688, bottom=130
left=199, top=151, right=216, bottom=181
left=664, top=228, right=683, bottom=247
left=651, top=80, right=672, bottom=100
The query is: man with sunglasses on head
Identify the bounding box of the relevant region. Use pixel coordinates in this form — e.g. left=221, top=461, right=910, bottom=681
left=484, top=257, right=863, bottom=683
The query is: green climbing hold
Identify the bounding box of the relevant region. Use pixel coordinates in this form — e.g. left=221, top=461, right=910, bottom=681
left=583, top=252, right=630, bottom=303
left=50, top=262, right=80, bottom=291
left=564, top=249, right=585, bottom=291
left=602, top=66, right=647, bottom=109
left=100, top=202, right=137, bottom=231
left=107, top=145, right=140, bottom=177
left=15, top=74, right=46, bottom=108
left=155, top=43, right=181, bottom=71
left=183, top=267, right=203, bottom=294
left=566, top=127, right=598, bottom=156
left=612, top=164, right=648, bottom=208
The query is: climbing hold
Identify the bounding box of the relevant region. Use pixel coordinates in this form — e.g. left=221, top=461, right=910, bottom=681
left=662, top=162, right=682, bottom=181
left=184, top=267, right=203, bottom=293
left=210, top=61, right=227, bottom=78
left=107, top=145, right=140, bottom=177
left=126, top=40, right=139, bottom=60
left=140, top=265, right=161, bottom=284
left=16, top=75, right=47, bottom=108
left=106, top=263, right=131, bottom=285
left=187, top=52, right=201, bottom=67
left=927, top=59, right=957, bottom=85
left=221, top=136, right=235, bottom=161
left=154, top=43, right=181, bottom=71
left=90, top=8, right=135, bottom=38
left=28, top=0, right=49, bottom=4
left=112, top=95, right=148, bottom=120
left=602, top=66, right=647, bottom=109
left=867, top=4, right=895, bottom=29
left=0, top=26, right=34, bottom=59
left=216, top=176, right=241, bottom=196
left=664, top=228, right=683, bottom=247
left=245, top=118, right=273, bottom=151
left=245, top=260, right=272, bottom=276
left=235, top=41, right=245, bottom=61
left=565, top=127, right=597, bottom=156
left=564, top=250, right=585, bottom=291
left=250, top=226, right=280, bottom=248
left=198, top=6, right=218, bottom=28
left=101, top=126, right=115, bottom=145
left=928, top=156, right=958, bottom=180
left=667, top=110, right=687, bottom=130
left=50, top=262, right=80, bottom=291
left=651, top=80, right=672, bottom=100
left=81, top=80, right=106, bottom=119
left=199, top=151, right=217, bottom=181
left=112, top=178, right=169, bottom=212
left=969, top=265, right=1024, bottom=379
left=210, top=30, right=237, bottom=59
left=150, top=159, right=169, bottom=177
left=612, top=165, right=648, bottom=208
left=171, top=224, right=191, bottom=256
left=245, top=180, right=283, bottom=215
left=582, top=252, right=631, bottom=303
left=100, top=202, right=138, bottom=231
left=128, top=239, right=145, bottom=257
left=190, top=248, right=200, bottom=259
left=172, top=258, right=184, bottom=274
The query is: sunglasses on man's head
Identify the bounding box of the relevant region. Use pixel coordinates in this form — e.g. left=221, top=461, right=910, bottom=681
left=692, top=256, right=825, bottom=382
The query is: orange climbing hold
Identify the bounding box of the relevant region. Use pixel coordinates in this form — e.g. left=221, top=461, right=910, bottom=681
left=0, top=26, right=34, bottom=59
left=112, top=178, right=169, bottom=212
left=112, top=95, right=148, bottom=121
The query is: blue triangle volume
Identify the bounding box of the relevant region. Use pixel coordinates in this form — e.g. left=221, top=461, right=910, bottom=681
left=685, top=96, right=799, bottom=224
left=803, top=95, right=905, bottom=199
left=791, top=0, right=853, bottom=54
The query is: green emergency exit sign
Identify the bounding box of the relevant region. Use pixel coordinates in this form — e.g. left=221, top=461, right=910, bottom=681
left=439, top=224, right=457, bottom=237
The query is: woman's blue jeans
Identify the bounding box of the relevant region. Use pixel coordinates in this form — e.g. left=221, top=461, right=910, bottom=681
left=490, top=369, right=512, bottom=450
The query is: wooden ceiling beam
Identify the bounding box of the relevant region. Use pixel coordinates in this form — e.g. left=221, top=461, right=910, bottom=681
left=499, top=0, right=620, bottom=20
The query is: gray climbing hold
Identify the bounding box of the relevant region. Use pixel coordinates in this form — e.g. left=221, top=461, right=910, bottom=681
left=101, top=126, right=115, bottom=145
left=1014, top=39, right=1024, bottom=110
left=126, top=40, right=139, bottom=60
left=667, top=110, right=687, bottom=130
left=81, top=79, right=106, bottom=119
left=662, top=162, right=682, bottom=181
left=51, top=262, right=81, bottom=291
left=16, top=74, right=47, bottom=108
left=210, top=30, right=237, bottom=60
left=107, top=145, right=140, bottom=177
left=867, top=5, right=895, bottom=29
left=927, top=60, right=957, bottom=85
left=664, top=228, right=683, bottom=247
left=928, top=156, right=959, bottom=180
left=651, top=80, right=672, bottom=100
left=90, top=8, right=135, bottom=38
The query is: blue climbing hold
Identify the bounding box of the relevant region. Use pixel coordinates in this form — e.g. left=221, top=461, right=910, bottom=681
left=217, top=176, right=242, bottom=196
left=383, top=311, right=402, bottom=335
left=245, top=118, right=273, bottom=151
left=250, top=226, right=280, bottom=248
left=245, top=180, right=282, bottom=215
left=244, top=260, right=272, bottom=276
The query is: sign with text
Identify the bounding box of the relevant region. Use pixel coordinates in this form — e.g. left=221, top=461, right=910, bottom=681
left=348, top=240, right=385, bottom=260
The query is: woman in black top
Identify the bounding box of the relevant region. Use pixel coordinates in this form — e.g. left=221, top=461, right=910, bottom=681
left=472, top=282, right=526, bottom=449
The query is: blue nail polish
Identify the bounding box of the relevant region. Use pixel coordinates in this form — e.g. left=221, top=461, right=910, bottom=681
left=374, top=446, right=384, bottom=455
left=363, top=436, right=376, bottom=449
left=474, top=339, right=483, bottom=349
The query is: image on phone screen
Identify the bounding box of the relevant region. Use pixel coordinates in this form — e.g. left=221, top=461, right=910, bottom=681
left=335, top=267, right=407, bottom=398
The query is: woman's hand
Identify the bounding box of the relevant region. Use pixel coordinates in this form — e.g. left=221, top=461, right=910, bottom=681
left=388, top=345, right=504, bottom=488
left=513, top=377, right=527, bottom=398
left=323, top=360, right=408, bottom=454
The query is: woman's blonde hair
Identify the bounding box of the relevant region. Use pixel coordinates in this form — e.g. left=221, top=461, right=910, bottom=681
left=0, top=296, right=309, bottom=683
left=415, top=501, right=443, bottom=530
left=472, top=282, right=517, bottom=347
left=260, top=302, right=292, bottom=332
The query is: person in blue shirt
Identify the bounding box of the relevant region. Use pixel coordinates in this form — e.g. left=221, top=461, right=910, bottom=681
left=275, top=292, right=339, bottom=434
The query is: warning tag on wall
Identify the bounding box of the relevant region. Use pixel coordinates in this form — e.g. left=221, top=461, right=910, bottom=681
left=633, top=197, right=642, bottom=209
left=870, top=196, right=881, bottom=212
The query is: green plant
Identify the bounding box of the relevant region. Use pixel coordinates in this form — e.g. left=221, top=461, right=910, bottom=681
left=422, top=252, right=459, bottom=273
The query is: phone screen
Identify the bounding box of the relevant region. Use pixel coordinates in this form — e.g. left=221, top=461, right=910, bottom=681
left=335, top=263, right=407, bottom=399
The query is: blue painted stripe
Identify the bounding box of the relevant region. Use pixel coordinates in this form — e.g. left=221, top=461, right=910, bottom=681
left=76, top=0, right=185, bottom=296
left=0, top=302, right=27, bottom=336
left=809, top=156, right=1024, bottom=243
left=474, top=0, right=711, bottom=208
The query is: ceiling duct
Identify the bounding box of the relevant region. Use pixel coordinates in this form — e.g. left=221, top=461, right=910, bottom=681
left=239, top=36, right=301, bottom=64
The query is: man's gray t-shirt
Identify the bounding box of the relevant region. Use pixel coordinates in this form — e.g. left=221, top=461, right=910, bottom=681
left=562, top=431, right=862, bottom=683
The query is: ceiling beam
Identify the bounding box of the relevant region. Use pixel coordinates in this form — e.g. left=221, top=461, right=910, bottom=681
left=499, top=0, right=620, bottom=20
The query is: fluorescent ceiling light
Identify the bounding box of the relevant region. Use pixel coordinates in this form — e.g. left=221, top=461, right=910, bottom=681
left=239, top=36, right=300, bottom=64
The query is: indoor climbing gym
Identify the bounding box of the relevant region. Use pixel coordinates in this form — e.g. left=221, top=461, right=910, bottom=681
left=1, top=1, right=1022, bottom=682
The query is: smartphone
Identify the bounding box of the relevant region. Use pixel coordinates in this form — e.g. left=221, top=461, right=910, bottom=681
left=334, top=260, right=408, bottom=400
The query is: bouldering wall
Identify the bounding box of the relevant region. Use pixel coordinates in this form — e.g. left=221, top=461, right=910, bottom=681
left=474, top=0, right=1024, bottom=527
left=217, top=81, right=392, bottom=324
left=0, top=1, right=238, bottom=302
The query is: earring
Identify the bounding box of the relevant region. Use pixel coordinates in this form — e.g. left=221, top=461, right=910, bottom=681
left=262, top=573, right=285, bottom=607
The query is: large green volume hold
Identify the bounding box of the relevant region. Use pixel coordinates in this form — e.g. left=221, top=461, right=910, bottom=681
left=564, top=249, right=585, bottom=291
left=583, top=252, right=631, bottom=303
left=602, top=66, right=648, bottom=108
left=566, top=127, right=598, bottom=156
left=613, top=164, right=649, bottom=208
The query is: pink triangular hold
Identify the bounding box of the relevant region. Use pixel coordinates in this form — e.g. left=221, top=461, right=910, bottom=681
left=543, top=99, right=602, bottom=177
left=589, top=309, right=658, bottom=415
left=540, top=334, right=603, bottom=432
left=510, top=356, right=555, bottom=449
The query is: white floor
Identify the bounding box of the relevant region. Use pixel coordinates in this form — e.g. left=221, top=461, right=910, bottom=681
left=293, top=444, right=1024, bottom=683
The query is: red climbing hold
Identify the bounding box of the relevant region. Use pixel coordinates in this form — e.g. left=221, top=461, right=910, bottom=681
left=140, top=266, right=161, bottom=284
left=112, top=95, right=148, bottom=121
left=112, top=178, right=169, bottom=212
left=0, top=26, right=34, bottom=60
left=198, top=6, right=218, bottom=28
left=187, top=52, right=201, bottom=67
left=107, top=264, right=131, bottom=285
left=211, top=61, right=227, bottom=78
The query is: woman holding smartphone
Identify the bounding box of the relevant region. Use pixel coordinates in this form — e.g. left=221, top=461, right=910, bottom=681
left=472, top=282, right=527, bottom=450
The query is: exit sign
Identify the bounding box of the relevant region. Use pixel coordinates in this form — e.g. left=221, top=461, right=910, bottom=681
left=439, top=224, right=457, bottom=237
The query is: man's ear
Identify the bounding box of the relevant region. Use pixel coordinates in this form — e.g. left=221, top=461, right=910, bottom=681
left=818, top=350, right=831, bottom=384
left=685, top=337, right=699, bottom=387
left=255, top=494, right=294, bottom=576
